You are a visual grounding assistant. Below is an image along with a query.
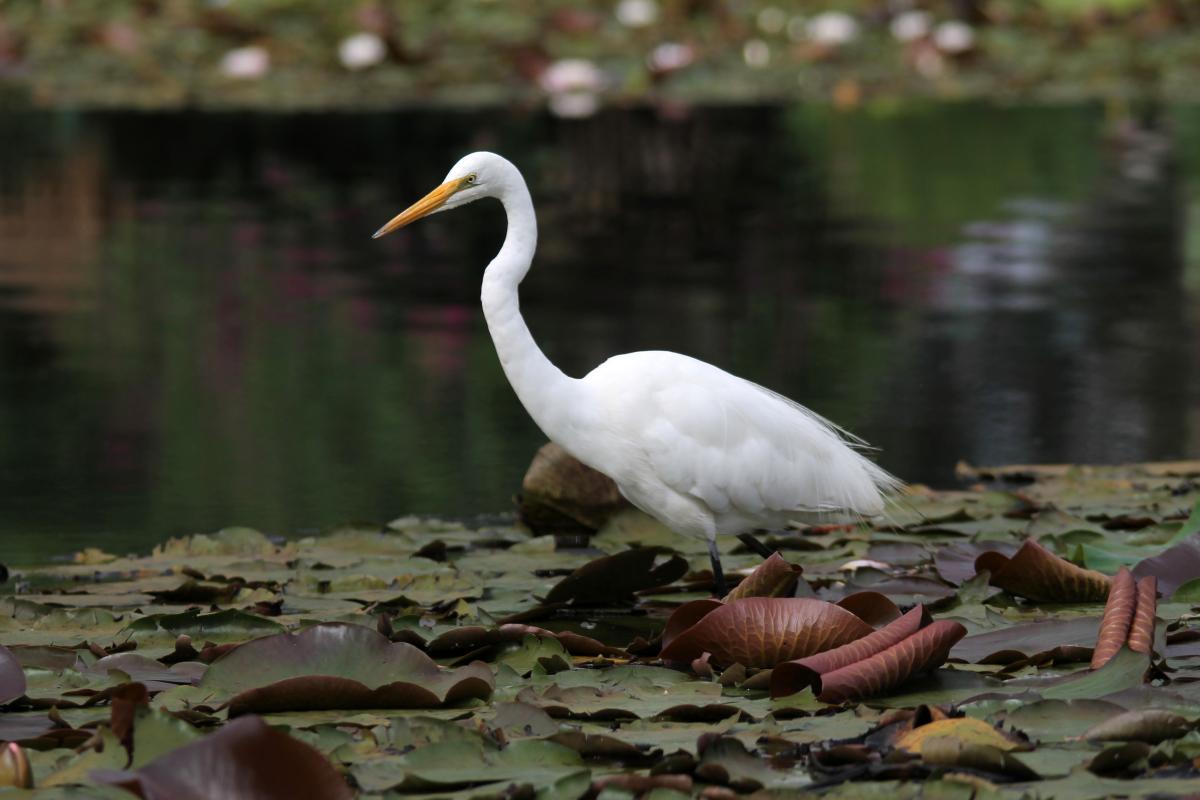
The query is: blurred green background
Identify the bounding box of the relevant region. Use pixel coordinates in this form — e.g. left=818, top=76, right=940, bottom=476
left=1, top=2, right=1199, bottom=563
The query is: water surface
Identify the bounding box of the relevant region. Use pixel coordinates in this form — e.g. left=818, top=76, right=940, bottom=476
left=2, top=104, right=1198, bottom=563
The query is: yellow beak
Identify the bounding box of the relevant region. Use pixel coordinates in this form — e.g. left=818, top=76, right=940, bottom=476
left=372, top=179, right=462, bottom=239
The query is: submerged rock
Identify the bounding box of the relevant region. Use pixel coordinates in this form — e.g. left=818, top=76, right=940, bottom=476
left=517, top=442, right=628, bottom=534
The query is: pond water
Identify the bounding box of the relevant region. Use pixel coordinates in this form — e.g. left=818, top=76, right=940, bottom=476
left=2, top=104, right=1199, bottom=564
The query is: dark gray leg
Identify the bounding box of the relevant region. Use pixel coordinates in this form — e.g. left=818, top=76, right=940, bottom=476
left=737, top=532, right=774, bottom=559
left=707, top=538, right=727, bottom=597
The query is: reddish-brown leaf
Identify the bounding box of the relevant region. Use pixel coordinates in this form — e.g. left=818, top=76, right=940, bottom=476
left=660, top=599, right=724, bottom=652
left=658, top=598, right=874, bottom=668
left=1132, top=532, right=1200, bottom=596
left=426, top=624, right=624, bottom=658
left=835, top=591, right=903, bottom=627
left=817, top=619, right=967, bottom=703
left=0, top=644, right=25, bottom=706
left=1127, top=576, right=1157, bottom=655
left=812, top=620, right=967, bottom=703
left=93, top=714, right=352, bottom=800
left=199, top=623, right=494, bottom=716
left=1092, top=567, right=1137, bottom=670
left=110, top=682, right=150, bottom=759
left=770, top=606, right=929, bottom=698
left=543, top=547, right=687, bottom=605
left=976, top=539, right=1110, bottom=602
left=722, top=552, right=802, bottom=601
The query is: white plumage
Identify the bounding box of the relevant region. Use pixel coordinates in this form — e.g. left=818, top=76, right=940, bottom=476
left=373, top=152, right=900, bottom=591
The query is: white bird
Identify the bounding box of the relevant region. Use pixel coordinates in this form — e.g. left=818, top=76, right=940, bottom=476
left=373, top=152, right=900, bottom=593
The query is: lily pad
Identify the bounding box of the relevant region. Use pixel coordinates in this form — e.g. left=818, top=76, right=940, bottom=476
left=976, top=539, right=1111, bottom=602
left=543, top=547, right=687, bottom=605
left=0, top=643, right=26, bottom=704
left=659, top=597, right=875, bottom=668
left=93, top=714, right=352, bottom=799
left=199, top=623, right=493, bottom=716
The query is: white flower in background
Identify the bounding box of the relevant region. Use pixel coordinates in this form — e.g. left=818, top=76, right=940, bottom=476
left=338, top=32, right=386, bottom=70
left=548, top=93, right=600, bottom=118
left=757, top=6, right=787, bottom=34
left=220, top=46, right=269, bottom=79
left=743, top=39, right=770, bottom=68
left=539, top=59, right=605, bottom=93
left=890, top=10, right=931, bottom=42
left=934, top=20, right=975, bottom=53
left=540, top=59, right=605, bottom=119
left=647, top=42, right=695, bottom=73
left=616, top=0, right=658, bottom=28
left=805, top=11, right=860, bottom=47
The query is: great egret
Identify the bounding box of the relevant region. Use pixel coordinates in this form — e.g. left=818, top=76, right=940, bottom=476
left=373, top=152, right=900, bottom=593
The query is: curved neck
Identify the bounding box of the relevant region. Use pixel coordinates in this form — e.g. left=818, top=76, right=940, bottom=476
left=481, top=180, right=583, bottom=449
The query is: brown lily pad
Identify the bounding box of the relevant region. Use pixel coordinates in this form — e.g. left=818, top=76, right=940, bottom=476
left=543, top=546, right=687, bottom=605
left=771, top=608, right=966, bottom=702
left=659, top=598, right=875, bottom=668
left=723, top=552, right=803, bottom=601
left=1127, top=576, right=1157, bottom=655
left=976, top=539, right=1110, bottom=602
left=93, top=714, right=353, bottom=799
left=1133, top=533, right=1200, bottom=596
left=0, top=644, right=26, bottom=705
left=199, top=623, right=493, bottom=717
left=426, top=624, right=625, bottom=658
left=1092, top=567, right=1137, bottom=670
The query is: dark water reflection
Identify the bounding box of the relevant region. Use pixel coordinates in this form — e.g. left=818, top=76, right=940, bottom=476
left=2, top=104, right=1198, bottom=562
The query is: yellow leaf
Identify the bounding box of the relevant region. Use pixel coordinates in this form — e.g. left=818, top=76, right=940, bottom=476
left=896, top=717, right=1023, bottom=754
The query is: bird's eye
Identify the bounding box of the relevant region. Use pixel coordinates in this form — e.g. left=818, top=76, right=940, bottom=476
left=466, top=174, right=477, bottom=184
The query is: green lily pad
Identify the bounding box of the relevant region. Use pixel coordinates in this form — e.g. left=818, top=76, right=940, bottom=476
left=199, top=622, right=493, bottom=715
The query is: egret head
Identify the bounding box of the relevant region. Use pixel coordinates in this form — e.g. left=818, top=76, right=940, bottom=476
left=372, top=151, right=513, bottom=239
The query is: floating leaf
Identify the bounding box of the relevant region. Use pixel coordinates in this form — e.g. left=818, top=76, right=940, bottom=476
left=723, top=552, right=803, bottom=601
left=1082, top=709, right=1192, bottom=743
left=1127, top=576, right=1157, bottom=655
left=121, top=608, right=284, bottom=643
left=920, top=738, right=1040, bottom=780
left=833, top=591, right=902, bottom=627
left=895, top=717, right=1027, bottom=754
left=199, top=623, right=493, bottom=716
left=772, top=606, right=929, bottom=696
left=1031, top=647, right=1152, bottom=700
left=1132, top=532, right=1200, bottom=597
left=543, top=547, right=687, bottom=605
left=0, top=643, right=26, bottom=705
left=426, top=624, right=624, bottom=659
left=351, top=736, right=586, bottom=793
left=780, top=619, right=967, bottom=703
left=952, top=616, right=1100, bottom=664
left=659, top=598, right=875, bottom=668
left=93, top=714, right=352, bottom=799
left=1092, top=567, right=1137, bottom=670
left=991, top=698, right=1128, bottom=742
left=976, top=539, right=1110, bottom=602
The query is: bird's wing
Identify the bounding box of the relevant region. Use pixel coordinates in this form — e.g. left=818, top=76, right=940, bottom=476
left=595, top=352, right=898, bottom=520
